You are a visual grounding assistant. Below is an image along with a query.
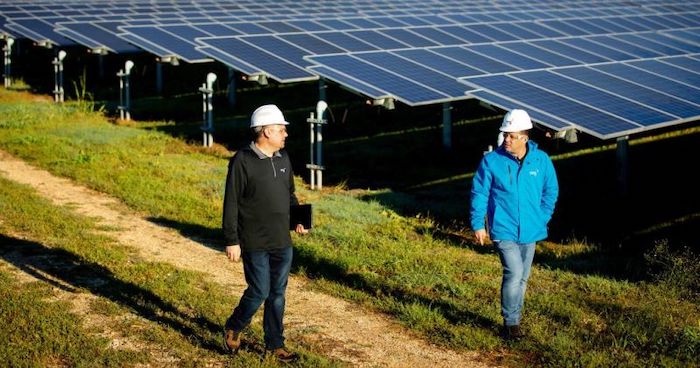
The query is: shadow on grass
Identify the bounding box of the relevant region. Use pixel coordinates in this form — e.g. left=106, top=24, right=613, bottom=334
left=291, top=246, right=499, bottom=332
left=0, top=233, right=224, bottom=354
left=146, top=217, right=224, bottom=251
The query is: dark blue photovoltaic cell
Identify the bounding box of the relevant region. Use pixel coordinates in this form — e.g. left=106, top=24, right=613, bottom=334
left=320, top=19, right=357, bottom=30
left=9, top=18, right=77, bottom=45
left=540, top=20, right=591, bottom=36
left=395, top=49, right=482, bottom=77
left=308, top=54, right=447, bottom=105
left=663, top=29, right=700, bottom=45
left=629, top=60, right=700, bottom=86
left=347, top=30, right=409, bottom=49
left=343, top=18, right=383, bottom=29
left=532, top=39, right=610, bottom=64
left=163, top=25, right=210, bottom=40
left=587, top=35, right=663, bottom=59
left=200, top=37, right=314, bottom=81
left=565, top=19, right=612, bottom=35
left=555, top=67, right=700, bottom=118
left=470, top=90, right=573, bottom=130
left=614, top=33, right=687, bottom=56
left=640, top=33, right=700, bottom=53
left=468, top=24, right=518, bottom=42
left=514, top=21, right=567, bottom=38
left=437, top=25, right=491, bottom=43
left=309, top=65, right=389, bottom=99
left=594, top=63, right=700, bottom=105
left=286, top=20, right=329, bottom=32
left=196, top=24, right=240, bottom=36
left=515, top=70, right=675, bottom=125
left=432, top=47, right=516, bottom=74
left=494, top=23, right=545, bottom=40
left=409, top=27, right=464, bottom=46
left=462, top=74, right=641, bottom=137
left=370, top=17, right=408, bottom=28
left=196, top=45, right=259, bottom=75
left=257, top=21, right=301, bottom=33
left=559, top=38, right=637, bottom=61
left=403, top=16, right=435, bottom=26
left=468, top=44, right=550, bottom=69
left=584, top=18, right=634, bottom=33
left=315, top=31, right=378, bottom=52
left=122, top=26, right=207, bottom=62
left=606, top=17, right=651, bottom=32
left=279, top=33, right=344, bottom=54
left=57, top=22, right=140, bottom=53
left=380, top=28, right=437, bottom=47
left=118, top=33, right=173, bottom=57
left=356, top=52, right=469, bottom=97
left=661, top=56, right=700, bottom=73
left=504, top=42, right=579, bottom=66
left=226, top=22, right=271, bottom=35
left=241, top=35, right=311, bottom=67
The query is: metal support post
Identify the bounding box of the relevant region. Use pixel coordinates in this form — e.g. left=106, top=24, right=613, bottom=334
left=156, top=61, right=163, bottom=95
left=3, top=38, right=13, bottom=88
left=199, top=73, right=216, bottom=147
left=117, top=60, right=134, bottom=121
left=227, top=67, right=236, bottom=107
left=616, top=136, right=629, bottom=197
left=53, top=50, right=66, bottom=103
left=306, top=101, right=328, bottom=190
left=319, top=78, right=326, bottom=102
left=442, top=102, right=452, bottom=150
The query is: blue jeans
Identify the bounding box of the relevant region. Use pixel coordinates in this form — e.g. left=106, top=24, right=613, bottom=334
left=494, top=240, right=535, bottom=326
left=226, top=246, right=293, bottom=350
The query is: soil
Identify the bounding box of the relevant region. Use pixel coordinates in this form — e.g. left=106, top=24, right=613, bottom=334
left=0, top=149, right=501, bottom=368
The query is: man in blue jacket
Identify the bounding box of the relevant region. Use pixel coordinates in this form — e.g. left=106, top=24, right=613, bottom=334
left=470, top=109, right=559, bottom=340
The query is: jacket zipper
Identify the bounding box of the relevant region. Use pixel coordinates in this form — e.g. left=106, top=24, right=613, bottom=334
left=270, top=157, right=277, bottom=178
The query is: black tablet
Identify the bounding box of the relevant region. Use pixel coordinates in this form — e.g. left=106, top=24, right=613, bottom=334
left=289, top=204, right=312, bottom=230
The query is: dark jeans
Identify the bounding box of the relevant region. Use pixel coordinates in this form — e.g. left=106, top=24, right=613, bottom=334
left=226, top=246, right=293, bottom=350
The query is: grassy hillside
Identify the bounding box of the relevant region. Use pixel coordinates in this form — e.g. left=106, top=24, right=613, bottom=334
left=0, top=88, right=698, bottom=367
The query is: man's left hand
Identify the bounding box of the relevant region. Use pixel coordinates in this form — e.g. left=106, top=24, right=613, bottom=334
left=295, top=224, right=309, bottom=234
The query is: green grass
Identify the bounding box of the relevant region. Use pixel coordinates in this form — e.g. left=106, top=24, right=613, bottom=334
left=1, top=88, right=699, bottom=367
left=0, top=172, right=339, bottom=367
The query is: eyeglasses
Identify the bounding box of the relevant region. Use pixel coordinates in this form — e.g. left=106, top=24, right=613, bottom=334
left=502, top=132, right=526, bottom=141
left=266, top=127, right=287, bottom=135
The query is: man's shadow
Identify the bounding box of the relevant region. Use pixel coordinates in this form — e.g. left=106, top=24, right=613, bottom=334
left=0, top=233, right=224, bottom=353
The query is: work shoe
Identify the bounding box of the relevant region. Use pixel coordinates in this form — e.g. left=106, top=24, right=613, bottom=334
left=268, top=347, right=299, bottom=363
left=504, top=325, right=524, bottom=340
left=222, top=329, right=242, bottom=354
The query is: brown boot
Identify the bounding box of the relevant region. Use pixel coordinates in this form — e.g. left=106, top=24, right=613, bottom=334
left=268, top=347, right=299, bottom=363
left=223, top=329, right=242, bottom=354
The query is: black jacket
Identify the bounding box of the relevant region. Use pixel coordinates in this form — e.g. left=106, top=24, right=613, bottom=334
left=222, top=143, right=298, bottom=251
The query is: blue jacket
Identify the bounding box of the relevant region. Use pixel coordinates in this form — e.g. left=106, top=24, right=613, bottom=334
left=470, top=140, right=558, bottom=244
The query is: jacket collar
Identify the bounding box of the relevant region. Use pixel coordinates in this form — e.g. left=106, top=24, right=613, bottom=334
left=249, top=141, right=282, bottom=159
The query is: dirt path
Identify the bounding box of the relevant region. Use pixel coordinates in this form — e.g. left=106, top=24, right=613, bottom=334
left=0, top=149, right=498, bottom=368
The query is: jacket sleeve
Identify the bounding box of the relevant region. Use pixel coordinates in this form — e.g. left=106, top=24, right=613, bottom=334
left=222, top=155, right=246, bottom=245
left=540, top=156, right=559, bottom=224
left=289, top=164, right=299, bottom=207
left=470, top=156, right=492, bottom=231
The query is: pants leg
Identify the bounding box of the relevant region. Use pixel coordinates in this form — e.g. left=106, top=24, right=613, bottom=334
left=496, top=240, right=535, bottom=326
left=226, top=250, right=271, bottom=332
left=263, top=246, right=293, bottom=350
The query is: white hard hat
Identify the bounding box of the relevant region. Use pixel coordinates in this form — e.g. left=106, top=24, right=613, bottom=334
left=250, top=104, right=289, bottom=128
left=500, top=109, right=532, bottom=132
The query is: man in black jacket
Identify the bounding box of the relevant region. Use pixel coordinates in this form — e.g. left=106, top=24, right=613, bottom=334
left=222, top=104, right=307, bottom=362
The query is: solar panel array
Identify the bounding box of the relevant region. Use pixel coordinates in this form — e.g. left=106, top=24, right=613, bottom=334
left=2, top=0, right=700, bottom=139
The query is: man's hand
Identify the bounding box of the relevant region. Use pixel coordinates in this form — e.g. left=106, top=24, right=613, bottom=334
left=225, top=244, right=241, bottom=262
left=295, top=224, right=309, bottom=234
left=474, top=229, right=488, bottom=245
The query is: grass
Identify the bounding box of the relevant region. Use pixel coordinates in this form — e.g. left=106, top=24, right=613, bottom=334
left=1, top=87, right=699, bottom=367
